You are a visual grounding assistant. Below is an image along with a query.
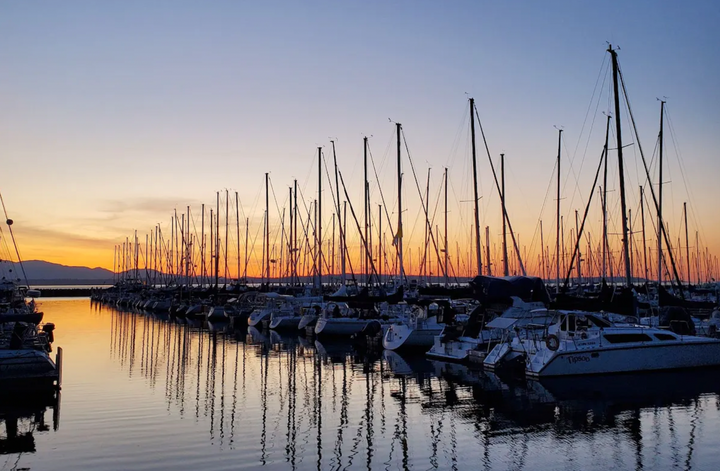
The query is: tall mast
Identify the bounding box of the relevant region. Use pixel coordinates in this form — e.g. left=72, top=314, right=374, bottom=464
left=601, top=114, right=611, bottom=282
left=684, top=202, right=691, bottom=284
left=215, top=191, right=220, bottom=290
left=555, top=128, right=562, bottom=293
left=343, top=201, right=348, bottom=282
left=575, top=210, right=581, bottom=283
left=317, top=147, right=322, bottom=289
left=629, top=209, right=634, bottom=284
left=265, top=173, right=270, bottom=285
left=187, top=205, right=191, bottom=286
left=378, top=204, right=382, bottom=284
left=658, top=99, right=666, bottom=290
left=469, top=98, right=483, bottom=276
left=396, top=122, right=405, bottom=281
left=209, top=209, right=214, bottom=286
left=444, top=167, right=449, bottom=288
left=364, top=137, right=369, bottom=286
left=244, top=217, right=249, bottom=279
left=294, top=179, right=298, bottom=284
left=289, top=186, right=293, bottom=283
left=424, top=168, right=431, bottom=283
left=225, top=190, right=229, bottom=283
left=135, top=230, right=139, bottom=281
left=331, top=142, right=345, bottom=286
left=235, top=191, right=240, bottom=282
left=640, top=186, right=649, bottom=285
left=501, top=153, right=509, bottom=277
left=201, top=204, right=205, bottom=286
left=540, top=220, right=545, bottom=280
left=170, top=214, right=174, bottom=279
left=608, top=45, right=633, bottom=287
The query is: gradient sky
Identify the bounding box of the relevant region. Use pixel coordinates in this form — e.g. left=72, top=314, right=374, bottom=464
left=1, top=1, right=718, bottom=278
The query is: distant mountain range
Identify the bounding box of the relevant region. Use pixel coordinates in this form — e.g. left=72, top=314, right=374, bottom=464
left=9, top=260, right=115, bottom=285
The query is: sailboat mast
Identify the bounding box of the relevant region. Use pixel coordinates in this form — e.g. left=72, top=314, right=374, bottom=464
left=444, top=167, right=448, bottom=288
left=209, top=209, right=214, bottom=285
left=317, top=147, right=322, bottom=289
left=658, top=100, right=666, bottom=289
left=225, top=190, right=229, bottom=283
left=331, top=142, right=345, bottom=286
left=469, top=98, right=483, bottom=276
left=244, top=217, right=249, bottom=280
left=364, top=137, right=369, bottom=286
left=540, top=220, right=545, bottom=280
left=294, top=179, right=298, bottom=284
left=187, top=205, right=191, bottom=285
left=378, top=204, right=382, bottom=284
left=200, top=204, right=205, bottom=286
left=215, top=191, right=220, bottom=290
left=501, top=153, right=509, bottom=277
left=601, top=114, right=611, bottom=282
left=575, top=210, right=581, bottom=283
left=289, top=187, right=293, bottom=283
left=640, top=186, right=649, bottom=285
left=556, top=129, right=562, bottom=293
left=265, top=173, right=270, bottom=286
left=684, top=202, right=691, bottom=284
left=424, top=168, right=430, bottom=283
left=608, top=45, right=632, bottom=287
left=396, top=122, right=405, bottom=281
left=235, top=191, right=240, bottom=282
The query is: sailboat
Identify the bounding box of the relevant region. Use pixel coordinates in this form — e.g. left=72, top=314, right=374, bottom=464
left=0, top=196, right=62, bottom=392
left=484, top=46, right=720, bottom=378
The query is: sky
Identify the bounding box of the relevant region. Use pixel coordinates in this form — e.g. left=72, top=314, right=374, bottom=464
left=1, top=1, right=719, bottom=281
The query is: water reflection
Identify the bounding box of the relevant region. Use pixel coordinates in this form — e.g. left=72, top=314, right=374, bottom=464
left=0, top=391, right=60, bottom=457
left=96, top=300, right=720, bottom=470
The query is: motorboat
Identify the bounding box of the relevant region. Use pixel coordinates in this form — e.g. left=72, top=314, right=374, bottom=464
left=484, top=310, right=720, bottom=377
left=0, top=321, right=61, bottom=391
left=425, top=297, right=547, bottom=363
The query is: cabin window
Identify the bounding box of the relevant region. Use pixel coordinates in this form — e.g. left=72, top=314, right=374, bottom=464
left=560, top=315, right=576, bottom=332
left=654, top=333, right=678, bottom=341
left=587, top=316, right=612, bottom=328
left=603, top=333, right=653, bottom=344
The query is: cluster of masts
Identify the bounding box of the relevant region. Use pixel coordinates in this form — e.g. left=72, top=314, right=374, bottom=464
left=112, top=47, right=719, bottom=293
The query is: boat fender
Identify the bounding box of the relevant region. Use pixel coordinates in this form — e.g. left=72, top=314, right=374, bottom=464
left=546, top=334, right=560, bottom=351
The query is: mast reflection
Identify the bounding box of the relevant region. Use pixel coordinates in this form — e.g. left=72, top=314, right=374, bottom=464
left=104, top=302, right=720, bottom=470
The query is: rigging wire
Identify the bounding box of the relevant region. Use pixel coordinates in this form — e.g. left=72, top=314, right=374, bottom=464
left=0, top=191, right=29, bottom=284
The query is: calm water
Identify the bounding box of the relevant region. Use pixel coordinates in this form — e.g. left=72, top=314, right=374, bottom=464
left=4, top=298, right=720, bottom=470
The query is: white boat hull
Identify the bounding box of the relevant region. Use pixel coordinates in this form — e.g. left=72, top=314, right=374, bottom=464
left=314, top=317, right=369, bottom=336
left=426, top=330, right=500, bottom=362
left=528, top=339, right=720, bottom=377
left=383, top=324, right=443, bottom=351
left=248, top=308, right=271, bottom=327
left=298, top=314, right=318, bottom=330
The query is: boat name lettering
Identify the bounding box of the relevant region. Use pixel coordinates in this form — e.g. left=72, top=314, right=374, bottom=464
left=566, top=354, right=591, bottom=364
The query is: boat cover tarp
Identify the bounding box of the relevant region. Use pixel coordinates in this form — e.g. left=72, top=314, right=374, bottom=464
left=418, top=285, right=475, bottom=299
left=659, top=285, right=717, bottom=310
left=470, top=276, right=550, bottom=305
left=324, top=285, right=403, bottom=308
left=551, top=281, right=644, bottom=317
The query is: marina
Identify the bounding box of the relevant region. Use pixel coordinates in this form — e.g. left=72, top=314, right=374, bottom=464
left=4, top=297, right=720, bottom=470
left=2, top=3, right=720, bottom=469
